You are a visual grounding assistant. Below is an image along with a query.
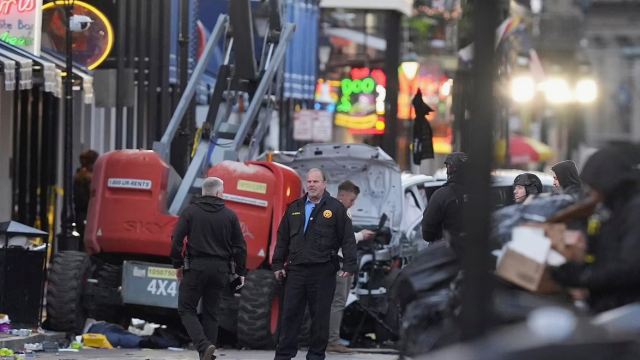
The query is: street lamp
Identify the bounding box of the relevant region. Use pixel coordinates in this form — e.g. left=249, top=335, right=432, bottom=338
left=56, top=1, right=94, bottom=250
left=58, top=0, right=78, bottom=250
left=575, top=78, right=597, bottom=103
left=544, top=77, right=572, bottom=104
left=511, top=75, right=535, bottom=103
left=401, top=51, right=420, bottom=81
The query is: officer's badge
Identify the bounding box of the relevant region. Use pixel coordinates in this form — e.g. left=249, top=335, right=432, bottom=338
left=323, top=210, right=332, bottom=218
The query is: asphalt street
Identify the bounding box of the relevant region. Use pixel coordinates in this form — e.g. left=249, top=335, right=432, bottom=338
left=30, top=348, right=401, bottom=360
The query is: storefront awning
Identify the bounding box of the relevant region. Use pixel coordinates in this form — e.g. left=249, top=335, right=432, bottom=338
left=0, top=54, right=16, bottom=92
left=324, top=27, right=386, bottom=51
left=0, top=48, right=33, bottom=91
left=0, top=42, right=60, bottom=95
left=40, top=50, right=94, bottom=104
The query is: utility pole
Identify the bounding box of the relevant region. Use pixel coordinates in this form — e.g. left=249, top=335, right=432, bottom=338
left=382, top=11, right=402, bottom=160
left=461, top=0, right=498, bottom=342
left=58, top=0, right=79, bottom=251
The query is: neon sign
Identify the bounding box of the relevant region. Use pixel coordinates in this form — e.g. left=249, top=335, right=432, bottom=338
left=334, top=68, right=387, bottom=133
left=42, top=0, right=113, bottom=70
left=0, top=30, right=33, bottom=46
left=0, top=0, right=36, bottom=14
left=338, top=77, right=376, bottom=113
left=0, top=0, right=41, bottom=54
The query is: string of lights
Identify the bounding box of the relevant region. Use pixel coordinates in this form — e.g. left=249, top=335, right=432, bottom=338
left=413, top=5, right=462, bottom=20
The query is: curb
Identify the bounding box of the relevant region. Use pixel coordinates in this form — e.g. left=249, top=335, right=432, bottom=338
left=0, top=332, right=67, bottom=351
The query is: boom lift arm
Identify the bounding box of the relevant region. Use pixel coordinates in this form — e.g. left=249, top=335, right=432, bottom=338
left=152, top=0, right=295, bottom=216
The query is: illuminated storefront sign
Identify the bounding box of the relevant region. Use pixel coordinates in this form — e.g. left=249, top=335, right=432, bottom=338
left=0, top=0, right=43, bottom=54
left=42, top=0, right=113, bottom=70
left=334, top=67, right=386, bottom=134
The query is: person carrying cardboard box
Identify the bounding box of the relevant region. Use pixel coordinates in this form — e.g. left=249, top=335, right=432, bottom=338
left=550, top=143, right=640, bottom=313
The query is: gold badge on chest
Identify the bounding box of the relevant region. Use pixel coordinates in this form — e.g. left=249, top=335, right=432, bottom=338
left=323, top=210, right=332, bottom=218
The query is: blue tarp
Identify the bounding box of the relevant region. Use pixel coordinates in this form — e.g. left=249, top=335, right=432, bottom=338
left=193, top=0, right=318, bottom=102
left=283, top=0, right=318, bottom=100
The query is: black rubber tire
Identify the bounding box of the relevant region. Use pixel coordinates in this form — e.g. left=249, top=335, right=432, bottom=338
left=237, top=270, right=280, bottom=349
left=45, top=251, right=92, bottom=334
left=95, top=263, right=121, bottom=288
left=86, top=263, right=125, bottom=324
left=377, top=267, right=402, bottom=342
left=218, top=292, right=239, bottom=336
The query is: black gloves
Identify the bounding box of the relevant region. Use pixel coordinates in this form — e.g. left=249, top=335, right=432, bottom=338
left=551, top=262, right=589, bottom=288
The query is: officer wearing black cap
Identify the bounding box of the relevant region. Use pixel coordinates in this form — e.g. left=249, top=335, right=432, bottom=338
left=513, top=173, right=543, bottom=204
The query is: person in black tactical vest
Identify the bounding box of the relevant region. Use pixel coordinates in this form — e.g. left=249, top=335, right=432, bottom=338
left=422, top=152, right=468, bottom=244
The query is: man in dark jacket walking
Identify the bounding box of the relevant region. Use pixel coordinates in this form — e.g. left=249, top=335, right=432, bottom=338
left=422, top=152, right=468, bottom=243
left=170, top=177, right=247, bottom=360
left=551, top=143, right=640, bottom=313
left=272, top=168, right=357, bottom=360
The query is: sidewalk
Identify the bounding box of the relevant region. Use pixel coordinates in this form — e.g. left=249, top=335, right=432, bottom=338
left=27, top=348, right=401, bottom=360
left=0, top=331, right=66, bottom=351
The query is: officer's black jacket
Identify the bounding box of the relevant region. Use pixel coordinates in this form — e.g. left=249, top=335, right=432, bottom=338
left=272, top=191, right=358, bottom=275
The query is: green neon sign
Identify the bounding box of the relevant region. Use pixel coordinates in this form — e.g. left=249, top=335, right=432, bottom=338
left=0, top=31, right=34, bottom=46
left=337, top=77, right=376, bottom=113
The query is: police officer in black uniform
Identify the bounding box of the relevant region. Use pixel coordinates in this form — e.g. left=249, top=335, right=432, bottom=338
left=170, top=177, right=247, bottom=360
left=422, top=152, right=468, bottom=243
left=272, top=168, right=358, bottom=360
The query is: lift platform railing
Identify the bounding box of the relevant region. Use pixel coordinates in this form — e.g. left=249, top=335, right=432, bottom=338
left=152, top=13, right=229, bottom=163
left=165, top=0, right=295, bottom=216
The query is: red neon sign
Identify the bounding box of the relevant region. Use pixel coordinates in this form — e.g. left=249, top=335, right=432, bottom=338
left=0, top=0, right=36, bottom=15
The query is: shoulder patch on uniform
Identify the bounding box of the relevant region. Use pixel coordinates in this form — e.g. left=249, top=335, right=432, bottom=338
left=347, top=210, right=352, bottom=220
left=323, top=210, right=333, bottom=218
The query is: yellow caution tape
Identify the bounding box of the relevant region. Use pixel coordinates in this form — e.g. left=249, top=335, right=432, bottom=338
left=191, top=127, right=203, bottom=158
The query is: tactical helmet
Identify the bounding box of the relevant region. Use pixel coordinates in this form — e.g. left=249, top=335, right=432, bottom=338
left=444, top=152, right=469, bottom=177
left=513, top=173, right=543, bottom=196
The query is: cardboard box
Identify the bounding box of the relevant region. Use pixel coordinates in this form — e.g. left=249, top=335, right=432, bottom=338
left=563, top=230, right=587, bottom=262
left=521, top=223, right=586, bottom=262
left=496, top=226, right=562, bottom=294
